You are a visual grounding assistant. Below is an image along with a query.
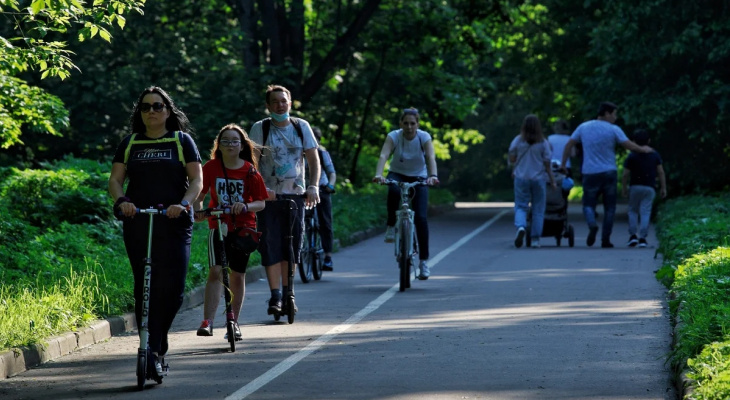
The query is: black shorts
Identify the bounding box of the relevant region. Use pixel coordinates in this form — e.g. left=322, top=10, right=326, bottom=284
left=257, top=197, right=305, bottom=267
left=208, top=229, right=252, bottom=274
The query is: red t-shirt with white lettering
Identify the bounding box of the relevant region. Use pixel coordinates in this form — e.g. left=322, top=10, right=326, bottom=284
left=201, top=159, right=267, bottom=230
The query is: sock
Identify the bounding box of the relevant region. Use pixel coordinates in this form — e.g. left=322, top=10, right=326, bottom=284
left=282, top=286, right=289, bottom=296
left=271, top=289, right=282, bottom=299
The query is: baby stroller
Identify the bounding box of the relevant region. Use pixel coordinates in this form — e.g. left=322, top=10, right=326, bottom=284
left=526, top=160, right=575, bottom=247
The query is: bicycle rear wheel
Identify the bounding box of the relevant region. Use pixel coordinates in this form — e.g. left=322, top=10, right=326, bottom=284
left=398, top=219, right=411, bottom=292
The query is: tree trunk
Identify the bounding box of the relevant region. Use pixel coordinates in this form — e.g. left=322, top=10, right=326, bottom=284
left=288, top=0, right=305, bottom=90
left=300, top=0, right=383, bottom=102
left=259, top=0, right=282, bottom=65
left=232, top=0, right=259, bottom=68
left=348, top=47, right=388, bottom=182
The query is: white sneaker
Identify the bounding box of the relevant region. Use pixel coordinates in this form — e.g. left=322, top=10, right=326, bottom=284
left=531, top=239, right=540, bottom=248
left=417, top=261, right=430, bottom=280
left=384, top=226, right=395, bottom=243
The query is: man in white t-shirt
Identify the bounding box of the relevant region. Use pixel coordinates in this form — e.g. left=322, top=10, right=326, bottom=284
left=250, top=85, right=320, bottom=316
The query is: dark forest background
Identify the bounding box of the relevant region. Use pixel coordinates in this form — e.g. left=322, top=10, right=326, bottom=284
left=2, top=0, right=729, bottom=198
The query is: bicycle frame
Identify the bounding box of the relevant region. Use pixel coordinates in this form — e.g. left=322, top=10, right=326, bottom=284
left=383, top=180, right=425, bottom=291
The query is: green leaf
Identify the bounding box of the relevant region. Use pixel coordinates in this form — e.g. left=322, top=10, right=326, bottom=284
left=30, top=0, right=45, bottom=15
left=99, top=29, right=111, bottom=42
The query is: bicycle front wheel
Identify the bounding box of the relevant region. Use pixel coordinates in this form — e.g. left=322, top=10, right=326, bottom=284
left=299, top=231, right=314, bottom=283
left=398, top=219, right=412, bottom=292
left=312, top=229, right=323, bottom=280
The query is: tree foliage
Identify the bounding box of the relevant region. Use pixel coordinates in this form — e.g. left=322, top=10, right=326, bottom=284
left=0, top=0, right=145, bottom=150
left=1, top=0, right=728, bottom=196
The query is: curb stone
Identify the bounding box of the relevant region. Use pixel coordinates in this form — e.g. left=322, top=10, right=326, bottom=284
left=0, top=264, right=267, bottom=380
left=0, top=202, right=454, bottom=380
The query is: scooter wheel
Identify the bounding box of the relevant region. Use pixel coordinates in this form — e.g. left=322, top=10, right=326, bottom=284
left=227, top=321, right=236, bottom=352
left=287, top=300, right=296, bottom=324
left=136, top=353, right=146, bottom=390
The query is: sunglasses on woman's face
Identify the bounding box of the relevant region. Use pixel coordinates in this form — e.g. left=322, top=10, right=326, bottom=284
left=140, top=102, right=166, bottom=113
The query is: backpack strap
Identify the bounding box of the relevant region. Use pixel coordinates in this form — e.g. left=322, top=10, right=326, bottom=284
left=262, top=118, right=304, bottom=146
left=123, top=131, right=186, bottom=167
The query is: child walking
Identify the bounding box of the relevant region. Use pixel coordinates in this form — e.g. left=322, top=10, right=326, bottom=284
left=621, top=129, right=667, bottom=247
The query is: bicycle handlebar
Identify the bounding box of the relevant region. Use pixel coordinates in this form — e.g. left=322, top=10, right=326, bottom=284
left=380, top=180, right=430, bottom=189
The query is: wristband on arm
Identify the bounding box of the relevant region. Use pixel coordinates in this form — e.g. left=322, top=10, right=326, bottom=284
left=114, top=196, right=131, bottom=208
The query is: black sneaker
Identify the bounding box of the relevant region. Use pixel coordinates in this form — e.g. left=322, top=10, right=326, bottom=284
left=587, top=226, right=598, bottom=247
left=638, top=238, right=648, bottom=248
left=267, top=297, right=282, bottom=315
left=514, top=227, right=526, bottom=248
left=322, top=256, right=333, bottom=271
left=601, top=241, right=614, bottom=248
left=627, top=235, right=638, bottom=247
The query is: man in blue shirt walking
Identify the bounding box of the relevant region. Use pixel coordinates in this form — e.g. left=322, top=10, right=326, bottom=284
left=561, top=102, right=653, bottom=248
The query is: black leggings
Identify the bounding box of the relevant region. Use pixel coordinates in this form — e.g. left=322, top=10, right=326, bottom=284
left=123, top=214, right=192, bottom=355
left=316, top=189, right=334, bottom=254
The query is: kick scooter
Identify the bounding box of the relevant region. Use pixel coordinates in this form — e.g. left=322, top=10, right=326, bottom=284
left=132, top=206, right=168, bottom=390
left=270, top=196, right=298, bottom=324
left=203, top=207, right=241, bottom=352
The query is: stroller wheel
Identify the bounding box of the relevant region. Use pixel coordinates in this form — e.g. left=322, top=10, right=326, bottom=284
left=568, top=225, right=575, bottom=247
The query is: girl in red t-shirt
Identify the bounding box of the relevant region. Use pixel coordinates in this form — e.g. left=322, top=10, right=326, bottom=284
left=193, top=124, right=268, bottom=339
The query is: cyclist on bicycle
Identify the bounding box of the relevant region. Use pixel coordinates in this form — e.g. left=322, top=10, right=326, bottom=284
left=249, top=85, right=321, bottom=315
left=373, top=107, right=439, bottom=280
left=193, top=124, right=267, bottom=339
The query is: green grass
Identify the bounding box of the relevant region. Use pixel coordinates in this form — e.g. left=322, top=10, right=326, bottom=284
left=0, top=268, right=107, bottom=351
left=653, top=193, right=730, bottom=398
left=0, top=161, right=456, bottom=352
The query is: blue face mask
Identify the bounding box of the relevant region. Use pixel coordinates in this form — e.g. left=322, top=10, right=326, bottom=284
left=270, top=112, right=289, bottom=122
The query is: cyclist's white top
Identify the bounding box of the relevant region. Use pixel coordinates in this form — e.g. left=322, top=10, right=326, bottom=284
left=387, top=129, right=431, bottom=178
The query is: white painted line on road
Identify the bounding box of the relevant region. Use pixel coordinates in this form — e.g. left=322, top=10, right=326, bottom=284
left=225, top=209, right=508, bottom=400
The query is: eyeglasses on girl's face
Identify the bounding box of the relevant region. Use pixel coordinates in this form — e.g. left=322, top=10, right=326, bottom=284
left=219, top=140, right=241, bottom=147
left=140, top=102, right=166, bottom=113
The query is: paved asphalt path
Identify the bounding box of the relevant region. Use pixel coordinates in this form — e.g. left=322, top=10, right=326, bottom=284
left=0, top=203, right=676, bottom=399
